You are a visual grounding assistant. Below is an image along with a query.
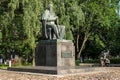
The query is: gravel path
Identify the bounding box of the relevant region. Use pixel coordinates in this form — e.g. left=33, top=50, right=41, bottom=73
left=0, top=67, right=120, bottom=80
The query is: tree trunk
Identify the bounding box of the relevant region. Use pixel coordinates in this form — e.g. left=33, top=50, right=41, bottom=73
left=77, top=33, right=90, bottom=60
left=76, top=34, right=79, bottom=52
left=32, top=48, right=35, bottom=67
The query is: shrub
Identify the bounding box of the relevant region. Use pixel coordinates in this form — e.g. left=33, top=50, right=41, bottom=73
left=75, top=60, right=81, bottom=66
left=83, top=59, right=100, bottom=63
left=82, top=58, right=120, bottom=64
left=110, top=58, right=120, bottom=64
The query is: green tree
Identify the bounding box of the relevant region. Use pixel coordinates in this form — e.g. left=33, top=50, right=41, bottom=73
left=0, top=0, right=43, bottom=66
left=21, top=0, right=43, bottom=66
left=77, top=0, right=119, bottom=60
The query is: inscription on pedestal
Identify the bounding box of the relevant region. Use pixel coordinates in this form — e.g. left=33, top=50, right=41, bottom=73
left=61, top=51, right=72, bottom=58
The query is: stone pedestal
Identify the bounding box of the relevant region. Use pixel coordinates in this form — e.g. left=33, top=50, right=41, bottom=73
left=35, top=39, right=75, bottom=67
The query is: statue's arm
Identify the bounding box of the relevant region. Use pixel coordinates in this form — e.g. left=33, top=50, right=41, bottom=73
left=55, top=16, right=58, bottom=25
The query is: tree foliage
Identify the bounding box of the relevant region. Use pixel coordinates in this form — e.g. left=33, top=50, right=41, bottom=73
left=0, top=0, right=43, bottom=65
left=0, top=0, right=120, bottom=64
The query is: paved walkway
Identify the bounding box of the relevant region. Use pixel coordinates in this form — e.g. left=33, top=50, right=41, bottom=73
left=0, top=67, right=120, bottom=80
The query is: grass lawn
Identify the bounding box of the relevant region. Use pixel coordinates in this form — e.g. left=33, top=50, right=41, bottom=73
left=0, top=64, right=8, bottom=69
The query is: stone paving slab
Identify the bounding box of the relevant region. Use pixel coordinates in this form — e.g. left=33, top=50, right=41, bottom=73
left=8, top=66, right=57, bottom=74
left=7, top=66, right=117, bottom=75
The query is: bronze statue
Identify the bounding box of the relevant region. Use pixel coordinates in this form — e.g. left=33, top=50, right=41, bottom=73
left=41, top=3, right=65, bottom=39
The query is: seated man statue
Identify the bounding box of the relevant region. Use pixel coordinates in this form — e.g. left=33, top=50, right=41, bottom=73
left=41, top=3, right=65, bottom=39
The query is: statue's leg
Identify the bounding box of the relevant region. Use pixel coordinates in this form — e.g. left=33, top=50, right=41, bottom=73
left=48, top=28, right=52, bottom=39
left=46, top=24, right=52, bottom=39
left=51, top=24, right=60, bottom=39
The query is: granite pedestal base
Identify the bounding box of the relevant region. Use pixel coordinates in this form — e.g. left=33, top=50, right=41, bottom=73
left=35, top=39, right=75, bottom=67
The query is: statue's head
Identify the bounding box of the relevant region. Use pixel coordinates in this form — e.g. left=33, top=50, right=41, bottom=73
left=47, top=2, right=53, bottom=11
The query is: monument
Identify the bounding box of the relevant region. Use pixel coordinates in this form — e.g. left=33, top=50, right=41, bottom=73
left=8, top=2, right=75, bottom=75
left=35, top=2, right=75, bottom=73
